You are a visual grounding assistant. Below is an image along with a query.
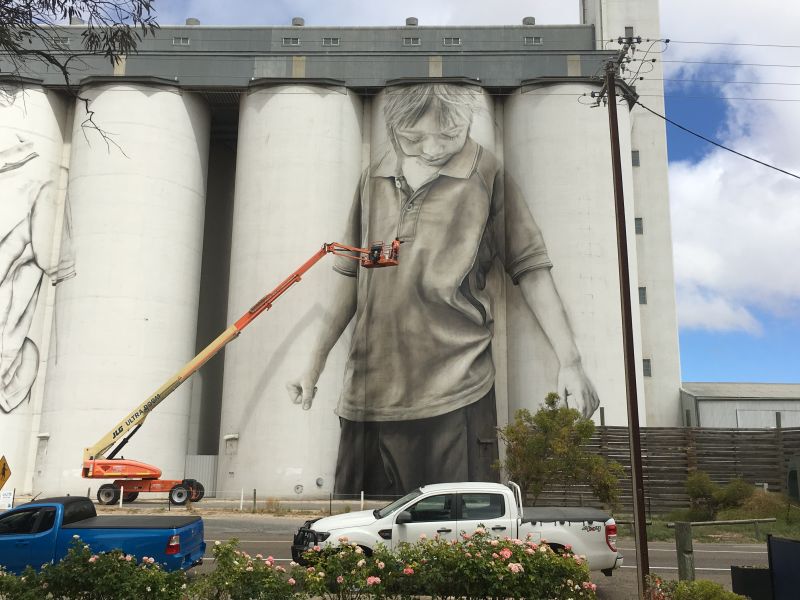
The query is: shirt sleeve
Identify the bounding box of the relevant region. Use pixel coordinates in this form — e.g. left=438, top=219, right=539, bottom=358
left=493, top=170, right=552, bottom=284
left=332, top=169, right=367, bottom=277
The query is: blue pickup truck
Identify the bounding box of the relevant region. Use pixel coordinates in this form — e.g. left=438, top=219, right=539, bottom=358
left=0, top=496, right=205, bottom=574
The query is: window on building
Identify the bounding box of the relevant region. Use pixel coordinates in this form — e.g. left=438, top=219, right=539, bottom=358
left=639, top=287, right=648, bottom=304
left=635, top=217, right=643, bottom=235
left=322, top=37, right=340, bottom=47
left=643, top=359, right=652, bottom=377
left=442, top=37, right=462, bottom=46
left=403, top=37, right=421, bottom=46
left=523, top=36, right=543, bottom=45
left=632, top=150, right=640, bottom=166
left=282, top=37, right=301, bottom=46
left=172, top=36, right=190, bottom=46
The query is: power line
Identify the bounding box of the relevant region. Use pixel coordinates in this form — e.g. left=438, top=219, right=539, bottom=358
left=635, top=100, right=800, bottom=181
left=645, top=77, right=800, bottom=87
left=657, top=59, right=800, bottom=68
left=663, top=39, right=800, bottom=50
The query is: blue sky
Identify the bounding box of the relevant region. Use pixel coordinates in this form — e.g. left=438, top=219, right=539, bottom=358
left=153, top=1, right=800, bottom=385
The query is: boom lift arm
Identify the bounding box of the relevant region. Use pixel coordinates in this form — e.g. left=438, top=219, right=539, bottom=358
left=82, top=241, right=399, bottom=502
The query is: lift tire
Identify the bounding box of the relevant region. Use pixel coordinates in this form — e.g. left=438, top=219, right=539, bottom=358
left=97, top=484, right=120, bottom=505
left=169, top=484, right=190, bottom=506
left=190, top=482, right=205, bottom=502
left=122, top=492, right=139, bottom=503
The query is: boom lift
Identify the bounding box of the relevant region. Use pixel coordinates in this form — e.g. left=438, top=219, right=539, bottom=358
left=83, top=241, right=400, bottom=505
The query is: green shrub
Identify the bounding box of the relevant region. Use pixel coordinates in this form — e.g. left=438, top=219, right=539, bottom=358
left=686, top=472, right=755, bottom=520
left=716, top=478, right=754, bottom=510
left=646, top=574, right=746, bottom=600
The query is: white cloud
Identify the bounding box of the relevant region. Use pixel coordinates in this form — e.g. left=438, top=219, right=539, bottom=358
left=660, top=1, right=800, bottom=333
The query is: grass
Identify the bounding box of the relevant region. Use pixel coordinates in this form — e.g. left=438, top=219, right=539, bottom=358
left=617, top=490, right=800, bottom=543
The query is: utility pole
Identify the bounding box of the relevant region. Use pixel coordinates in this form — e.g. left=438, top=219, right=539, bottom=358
left=595, top=37, right=650, bottom=597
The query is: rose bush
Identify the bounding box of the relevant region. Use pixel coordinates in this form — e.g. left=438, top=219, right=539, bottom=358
left=301, top=528, right=596, bottom=600
left=0, top=530, right=599, bottom=599
left=0, top=537, right=185, bottom=600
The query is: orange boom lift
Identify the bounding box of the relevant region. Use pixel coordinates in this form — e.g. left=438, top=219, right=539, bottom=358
left=83, top=241, right=400, bottom=505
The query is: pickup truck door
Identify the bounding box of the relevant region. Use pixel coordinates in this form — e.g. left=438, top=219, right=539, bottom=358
left=456, top=492, right=515, bottom=539
left=0, top=507, right=56, bottom=573
left=392, top=493, right=457, bottom=549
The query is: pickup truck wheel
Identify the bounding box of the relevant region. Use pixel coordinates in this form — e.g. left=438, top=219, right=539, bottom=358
left=190, top=482, right=205, bottom=502
left=122, top=492, right=139, bottom=503
left=97, top=484, right=120, bottom=505
left=169, top=484, right=190, bottom=506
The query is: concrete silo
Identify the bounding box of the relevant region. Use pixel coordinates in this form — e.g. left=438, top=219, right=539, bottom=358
left=0, top=82, right=69, bottom=493
left=503, top=82, right=644, bottom=426
left=35, top=81, right=210, bottom=495
left=218, top=83, right=363, bottom=498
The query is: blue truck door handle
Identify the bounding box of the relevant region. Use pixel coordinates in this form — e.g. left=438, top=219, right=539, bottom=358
left=491, top=526, right=506, bottom=531
left=437, top=528, right=452, bottom=533
left=16, top=541, right=29, bottom=546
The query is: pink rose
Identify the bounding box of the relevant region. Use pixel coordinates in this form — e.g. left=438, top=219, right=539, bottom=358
left=337, top=575, right=344, bottom=584
left=403, top=567, right=414, bottom=575
left=366, top=576, right=381, bottom=585
left=288, top=578, right=296, bottom=586
left=499, top=548, right=512, bottom=560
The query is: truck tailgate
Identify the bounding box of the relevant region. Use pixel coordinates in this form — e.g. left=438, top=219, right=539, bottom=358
left=60, top=515, right=205, bottom=571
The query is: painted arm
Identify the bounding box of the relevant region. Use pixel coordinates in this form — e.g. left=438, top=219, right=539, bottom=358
left=517, top=268, right=600, bottom=417
left=286, top=274, right=357, bottom=409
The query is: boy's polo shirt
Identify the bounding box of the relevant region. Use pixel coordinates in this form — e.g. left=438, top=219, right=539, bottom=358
left=334, top=138, right=551, bottom=422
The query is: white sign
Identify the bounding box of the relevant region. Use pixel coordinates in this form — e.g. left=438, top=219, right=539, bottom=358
left=0, top=490, right=14, bottom=510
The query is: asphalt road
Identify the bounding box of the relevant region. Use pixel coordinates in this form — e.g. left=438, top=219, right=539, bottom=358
left=199, top=515, right=763, bottom=597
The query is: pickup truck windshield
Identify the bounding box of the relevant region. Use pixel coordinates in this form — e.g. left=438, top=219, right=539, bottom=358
left=374, top=489, right=422, bottom=519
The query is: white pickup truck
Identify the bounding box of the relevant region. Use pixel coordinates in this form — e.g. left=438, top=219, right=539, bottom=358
left=292, top=481, right=622, bottom=575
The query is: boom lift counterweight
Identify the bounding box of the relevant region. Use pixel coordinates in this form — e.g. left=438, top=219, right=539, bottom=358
left=84, top=241, right=400, bottom=505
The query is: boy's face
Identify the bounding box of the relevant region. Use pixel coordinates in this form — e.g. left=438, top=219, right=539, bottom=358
left=394, top=105, right=469, bottom=167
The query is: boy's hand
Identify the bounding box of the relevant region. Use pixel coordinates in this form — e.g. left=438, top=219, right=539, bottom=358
left=286, top=373, right=318, bottom=410
left=557, top=363, right=600, bottom=418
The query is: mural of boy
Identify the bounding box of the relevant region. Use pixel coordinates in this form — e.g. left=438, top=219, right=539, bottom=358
left=287, top=83, right=598, bottom=495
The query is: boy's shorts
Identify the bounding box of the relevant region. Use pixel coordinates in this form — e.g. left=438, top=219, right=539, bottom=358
left=333, top=388, right=499, bottom=496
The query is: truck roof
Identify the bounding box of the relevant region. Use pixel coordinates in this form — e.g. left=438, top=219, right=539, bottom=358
left=419, top=482, right=508, bottom=493
left=17, top=496, right=91, bottom=508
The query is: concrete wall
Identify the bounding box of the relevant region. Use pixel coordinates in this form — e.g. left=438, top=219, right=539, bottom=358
left=582, top=0, right=683, bottom=425
left=0, top=84, right=69, bottom=493
left=217, top=84, right=363, bottom=497
left=33, top=83, right=210, bottom=495
left=503, top=82, right=644, bottom=426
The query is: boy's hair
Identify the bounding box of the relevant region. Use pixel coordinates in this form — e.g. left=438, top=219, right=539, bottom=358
left=383, top=83, right=480, bottom=131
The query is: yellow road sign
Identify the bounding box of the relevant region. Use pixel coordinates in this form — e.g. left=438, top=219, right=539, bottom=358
left=0, top=455, right=10, bottom=490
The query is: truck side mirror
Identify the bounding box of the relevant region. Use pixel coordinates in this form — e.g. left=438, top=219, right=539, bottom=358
left=396, top=511, right=413, bottom=525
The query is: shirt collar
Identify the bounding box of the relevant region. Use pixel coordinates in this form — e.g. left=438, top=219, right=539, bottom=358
left=372, top=137, right=480, bottom=180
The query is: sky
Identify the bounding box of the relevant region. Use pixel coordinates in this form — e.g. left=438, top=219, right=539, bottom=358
left=153, top=0, right=800, bottom=384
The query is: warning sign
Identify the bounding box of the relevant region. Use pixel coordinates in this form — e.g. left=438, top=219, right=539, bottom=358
left=0, top=456, right=10, bottom=491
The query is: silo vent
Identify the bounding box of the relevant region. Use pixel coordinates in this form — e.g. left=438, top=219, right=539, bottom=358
left=185, top=18, right=201, bottom=26
left=292, top=17, right=305, bottom=26
left=522, top=16, right=536, bottom=25
left=406, top=17, right=419, bottom=26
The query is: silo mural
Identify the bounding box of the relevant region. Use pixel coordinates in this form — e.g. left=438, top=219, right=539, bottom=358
left=34, top=83, right=210, bottom=495
left=0, top=83, right=69, bottom=492
left=217, top=82, right=618, bottom=497
left=218, top=83, right=363, bottom=498
left=504, top=82, right=644, bottom=427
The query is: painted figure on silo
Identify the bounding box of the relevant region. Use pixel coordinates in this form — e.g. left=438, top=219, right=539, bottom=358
left=287, top=83, right=598, bottom=495
left=0, top=132, right=75, bottom=414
